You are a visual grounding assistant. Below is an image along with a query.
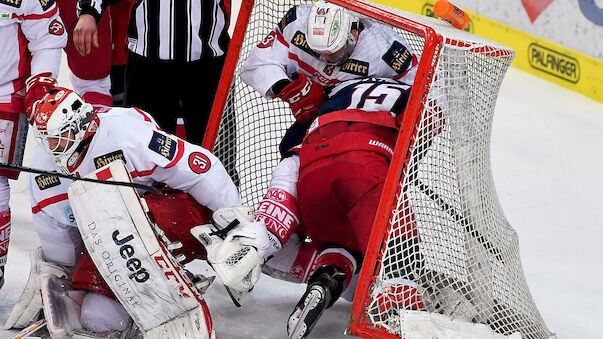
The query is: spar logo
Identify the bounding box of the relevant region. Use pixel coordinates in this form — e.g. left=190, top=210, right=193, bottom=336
left=528, top=43, right=580, bottom=83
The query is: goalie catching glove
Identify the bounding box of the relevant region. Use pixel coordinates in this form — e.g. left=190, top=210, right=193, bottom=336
left=191, top=207, right=272, bottom=293
left=275, top=72, right=325, bottom=124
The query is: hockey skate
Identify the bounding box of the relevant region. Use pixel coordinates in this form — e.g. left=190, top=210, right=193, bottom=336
left=287, top=265, right=346, bottom=339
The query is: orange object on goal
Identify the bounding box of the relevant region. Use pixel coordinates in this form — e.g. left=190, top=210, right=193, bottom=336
left=434, top=0, right=469, bottom=29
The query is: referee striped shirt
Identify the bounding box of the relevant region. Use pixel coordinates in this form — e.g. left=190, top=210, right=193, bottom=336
left=79, top=0, right=230, bottom=62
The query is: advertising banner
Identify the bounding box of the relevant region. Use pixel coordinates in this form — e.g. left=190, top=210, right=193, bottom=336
left=375, top=0, right=603, bottom=103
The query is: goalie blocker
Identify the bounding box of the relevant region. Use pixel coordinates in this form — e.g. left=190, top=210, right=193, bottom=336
left=68, top=160, right=214, bottom=338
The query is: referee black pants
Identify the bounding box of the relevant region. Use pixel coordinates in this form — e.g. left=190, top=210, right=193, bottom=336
left=123, top=52, right=226, bottom=145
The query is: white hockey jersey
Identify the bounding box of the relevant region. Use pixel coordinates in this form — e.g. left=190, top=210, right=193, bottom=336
left=240, top=4, right=417, bottom=98
left=0, top=0, right=66, bottom=112
left=29, top=106, right=241, bottom=237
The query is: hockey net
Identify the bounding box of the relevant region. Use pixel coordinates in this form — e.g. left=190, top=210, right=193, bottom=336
left=203, top=0, right=552, bottom=338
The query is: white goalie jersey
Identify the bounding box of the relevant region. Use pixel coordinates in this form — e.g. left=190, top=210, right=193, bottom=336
left=29, top=106, right=241, bottom=233
left=240, top=4, right=418, bottom=98
left=28, top=106, right=242, bottom=268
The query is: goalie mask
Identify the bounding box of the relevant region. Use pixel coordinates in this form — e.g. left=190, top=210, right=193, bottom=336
left=32, top=88, right=96, bottom=173
left=307, top=1, right=360, bottom=65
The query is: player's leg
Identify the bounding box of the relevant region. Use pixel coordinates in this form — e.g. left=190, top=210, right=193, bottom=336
left=290, top=138, right=421, bottom=338
left=124, top=53, right=179, bottom=133
left=40, top=190, right=217, bottom=337
left=181, top=55, right=226, bottom=144
left=108, top=0, right=132, bottom=106
left=5, top=217, right=80, bottom=329
left=287, top=247, right=357, bottom=339
left=0, top=111, right=28, bottom=289
left=57, top=0, right=112, bottom=105
left=0, top=177, right=10, bottom=289
left=287, top=158, right=359, bottom=338
left=338, top=155, right=426, bottom=321
left=65, top=162, right=214, bottom=337
left=143, top=190, right=212, bottom=263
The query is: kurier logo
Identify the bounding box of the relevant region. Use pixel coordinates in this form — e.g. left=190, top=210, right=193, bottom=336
left=528, top=43, right=580, bottom=83
left=421, top=3, right=474, bottom=33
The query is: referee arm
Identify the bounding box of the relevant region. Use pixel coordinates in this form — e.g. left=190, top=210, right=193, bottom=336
left=74, top=0, right=117, bottom=56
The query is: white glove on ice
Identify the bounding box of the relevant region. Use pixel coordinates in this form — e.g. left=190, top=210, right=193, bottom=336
left=190, top=206, right=272, bottom=292
left=211, top=206, right=273, bottom=260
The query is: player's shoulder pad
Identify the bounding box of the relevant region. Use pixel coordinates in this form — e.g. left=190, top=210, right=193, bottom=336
left=382, top=40, right=413, bottom=74
left=148, top=131, right=178, bottom=161
left=277, top=5, right=299, bottom=32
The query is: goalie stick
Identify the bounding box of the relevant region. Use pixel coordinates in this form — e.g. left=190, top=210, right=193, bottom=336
left=0, top=163, right=160, bottom=194
left=13, top=319, right=47, bottom=339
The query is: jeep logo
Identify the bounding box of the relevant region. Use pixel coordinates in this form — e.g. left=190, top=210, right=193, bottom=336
left=112, top=230, right=150, bottom=283
left=529, top=43, right=580, bottom=83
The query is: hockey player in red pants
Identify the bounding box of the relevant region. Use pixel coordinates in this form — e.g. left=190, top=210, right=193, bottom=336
left=58, top=0, right=132, bottom=105
left=252, top=77, right=426, bottom=339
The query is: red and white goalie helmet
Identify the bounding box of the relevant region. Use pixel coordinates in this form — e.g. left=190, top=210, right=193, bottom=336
left=307, top=1, right=359, bottom=64
left=31, top=88, right=96, bottom=173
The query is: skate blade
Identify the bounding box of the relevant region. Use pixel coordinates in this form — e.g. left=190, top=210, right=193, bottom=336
left=288, top=289, right=326, bottom=339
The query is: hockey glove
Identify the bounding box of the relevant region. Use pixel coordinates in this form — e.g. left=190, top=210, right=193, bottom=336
left=25, top=72, right=57, bottom=123
left=191, top=207, right=272, bottom=293
left=276, top=72, right=325, bottom=124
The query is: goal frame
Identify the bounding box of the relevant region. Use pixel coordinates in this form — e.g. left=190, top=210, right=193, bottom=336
left=202, top=4, right=439, bottom=337
left=202, top=0, right=547, bottom=338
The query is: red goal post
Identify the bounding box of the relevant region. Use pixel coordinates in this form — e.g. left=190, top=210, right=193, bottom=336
left=203, top=0, right=553, bottom=338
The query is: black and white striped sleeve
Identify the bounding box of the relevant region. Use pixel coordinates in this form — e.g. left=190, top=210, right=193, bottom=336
left=77, top=0, right=118, bottom=22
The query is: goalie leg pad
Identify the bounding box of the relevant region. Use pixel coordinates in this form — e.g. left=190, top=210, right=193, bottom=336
left=144, top=305, right=215, bottom=339
left=41, top=274, right=85, bottom=338
left=41, top=275, right=131, bottom=338
left=68, top=161, right=213, bottom=337
left=4, top=247, right=70, bottom=330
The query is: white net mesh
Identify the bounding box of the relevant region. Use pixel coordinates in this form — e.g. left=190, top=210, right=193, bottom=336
left=208, top=0, right=551, bottom=338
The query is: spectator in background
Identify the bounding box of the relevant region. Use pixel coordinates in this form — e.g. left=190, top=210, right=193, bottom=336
left=56, top=0, right=115, bottom=105
left=73, top=0, right=231, bottom=145
left=108, top=0, right=133, bottom=105
left=0, top=0, right=67, bottom=288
